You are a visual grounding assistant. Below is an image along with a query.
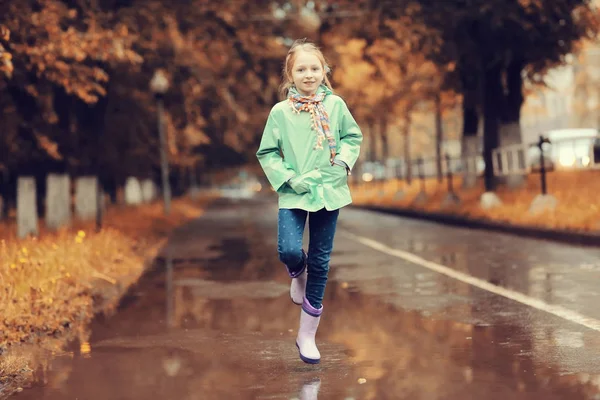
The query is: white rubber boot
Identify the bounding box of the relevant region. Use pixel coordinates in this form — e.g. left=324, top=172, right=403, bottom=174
left=290, top=267, right=307, bottom=305
left=296, top=297, right=323, bottom=364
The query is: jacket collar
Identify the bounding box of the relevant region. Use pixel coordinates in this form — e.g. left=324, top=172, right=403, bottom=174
left=289, top=84, right=332, bottom=98
left=318, top=84, right=332, bottom=96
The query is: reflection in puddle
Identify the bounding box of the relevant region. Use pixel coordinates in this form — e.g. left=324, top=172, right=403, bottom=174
left=11, top=199, right=600, bottom=400
left=294, top=377, right=321, bottom=400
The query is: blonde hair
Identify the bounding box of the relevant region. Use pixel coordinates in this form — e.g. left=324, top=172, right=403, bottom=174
left=279, top=38, right=333, bottom=99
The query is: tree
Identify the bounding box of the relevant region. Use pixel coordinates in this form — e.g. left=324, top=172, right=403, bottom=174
left=409, top=0, right=600, bottom=190
left=571, top=40, right=600, bottom=128
left=363, top=33, right=456, bottom=183
left=322, top=5, right=457, bottom=183
left=0, top=0, right=141, bottom=175
left=0, top=0, right=288, bottom=184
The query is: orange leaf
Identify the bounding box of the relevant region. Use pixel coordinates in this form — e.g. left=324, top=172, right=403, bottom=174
left=0, top=25, right=9, bottom=41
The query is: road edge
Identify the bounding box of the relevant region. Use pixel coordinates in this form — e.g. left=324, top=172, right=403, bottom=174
left=351, top=204, right=600, bottom=247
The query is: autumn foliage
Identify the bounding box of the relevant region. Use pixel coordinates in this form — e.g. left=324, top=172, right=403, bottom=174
left=0, top=0, right=598, bottom=216
left=1, top=1, right=598, bottom=187
left=0, top=0, right=290, bottom=183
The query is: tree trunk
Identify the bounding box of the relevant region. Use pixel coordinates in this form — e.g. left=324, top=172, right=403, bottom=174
left=460, top=63, right=481, bottom=189
left=434, top=93, right=443, bottom=183
left=367, top=117, right=377, bottom=162
left=379, top=115, right=389, bottom=162
left=499, top=122, right=522, bottom=147
left=482, top=62, right=503, bottom=192
left=499, top=57, right=526, bottom=188
left=190, top=163, right=198, bottom=187
left=499, top=56, right=524, bottom=148
left=499, top=120, right=526, bottom=188
left=402, top=112, right=413, bottom=184
left=0, top=169, right=7, bottom=219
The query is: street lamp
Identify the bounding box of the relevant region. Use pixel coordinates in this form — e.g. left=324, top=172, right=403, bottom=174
left=150, top=69, right=171, bottom=215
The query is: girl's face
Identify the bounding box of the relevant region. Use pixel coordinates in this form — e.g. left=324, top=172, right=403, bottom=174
left=291, top=50, right=324, bottom=96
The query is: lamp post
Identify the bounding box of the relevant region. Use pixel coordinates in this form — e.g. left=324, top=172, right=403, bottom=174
left=150, top=69, right=171, bottom=215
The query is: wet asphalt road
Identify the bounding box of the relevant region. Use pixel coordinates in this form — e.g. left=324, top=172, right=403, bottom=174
left=14, top=194, right=600, bottom=399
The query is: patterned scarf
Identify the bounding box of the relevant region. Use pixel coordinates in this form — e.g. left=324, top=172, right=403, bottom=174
left=288, top=86, right=336, bottom=164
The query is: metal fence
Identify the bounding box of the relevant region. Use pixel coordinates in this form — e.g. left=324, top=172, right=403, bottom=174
left=354, top=154, right=482, bottom=181
left=492, top=134, right=600, bottom=176
left=352, top=134, right=600, bottom=197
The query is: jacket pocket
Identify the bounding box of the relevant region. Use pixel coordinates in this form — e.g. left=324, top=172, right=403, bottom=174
left=327, top=164, right=348, bottom=187
left=300, top=168, right=322, bottom=186
left=282, top=169, right=321, bottom=194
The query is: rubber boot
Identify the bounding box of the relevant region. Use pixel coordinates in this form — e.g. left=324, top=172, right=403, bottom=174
left=296, top=297, right=322, bottom=364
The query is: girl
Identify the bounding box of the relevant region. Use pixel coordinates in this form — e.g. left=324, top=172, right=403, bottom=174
left=256, top=39, right=363, bottom=364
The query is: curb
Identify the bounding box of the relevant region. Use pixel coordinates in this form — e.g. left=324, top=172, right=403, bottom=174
left=352, top=204, right=600, bottom=247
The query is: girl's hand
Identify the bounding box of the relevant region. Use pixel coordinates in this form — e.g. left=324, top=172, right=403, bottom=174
left=332, top=159, right=349, bottom=175
left=288, top=175, right=310, bottom=194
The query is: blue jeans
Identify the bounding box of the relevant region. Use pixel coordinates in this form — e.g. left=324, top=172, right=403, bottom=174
left=277, top=208, right=339, bottom=309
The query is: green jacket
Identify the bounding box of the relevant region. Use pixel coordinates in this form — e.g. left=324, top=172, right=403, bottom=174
left=256, top=85, right=363, bottom=211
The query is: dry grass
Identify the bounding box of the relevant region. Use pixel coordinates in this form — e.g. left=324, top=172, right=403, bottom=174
left=0, top=195, right=213, bottom=350
left=0, top=195, right=215, bottom=396
left=352, top=169, right=600, bottom=232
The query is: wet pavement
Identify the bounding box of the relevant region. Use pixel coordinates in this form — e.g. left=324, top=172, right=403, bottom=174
left=13, top=194, right=600, bottom=399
